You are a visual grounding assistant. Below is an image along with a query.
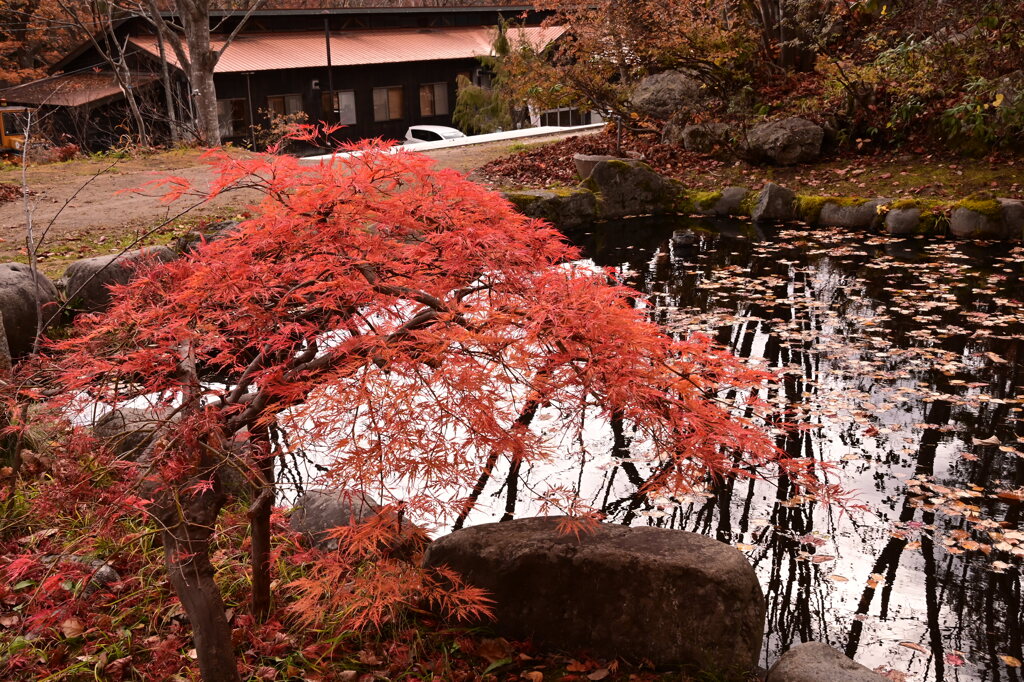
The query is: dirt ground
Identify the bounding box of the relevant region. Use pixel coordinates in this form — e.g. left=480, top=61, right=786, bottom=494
left=0, top=130, right=593, bottom=278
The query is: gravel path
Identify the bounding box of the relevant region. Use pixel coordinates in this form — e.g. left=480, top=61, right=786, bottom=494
left=0, top=130, right=594, bottom=276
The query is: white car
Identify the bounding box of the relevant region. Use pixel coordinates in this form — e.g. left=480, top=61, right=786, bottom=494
left=404, top=125, right=466, bottom=144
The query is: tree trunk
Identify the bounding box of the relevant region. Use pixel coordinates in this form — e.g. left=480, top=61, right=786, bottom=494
left=179, top=3, right=221, bottom=146
left=156, top=29, right=180, bottom=145
left=189, top=61, right=221, bottom=146
left=249, top=428, right=274, bottom=621
left=156, top=473, right=239, bottom=682
left=116, top=64, right=150, bottom=147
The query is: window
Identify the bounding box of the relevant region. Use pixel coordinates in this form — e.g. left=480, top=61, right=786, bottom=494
left=1, top=111, right=27, bottom=137
left=539, top=107, right=590, bottom=127
left=418, top=82, right=449, bottom=117
left=410, top=128, right=442, bottom=142
left=266, top=94, right=303, bottom=117
left=373, top=86, right=404, bottom=122
left=321, top=90, right=357, bottom=125
left=216, top=98, right=249, bottom=139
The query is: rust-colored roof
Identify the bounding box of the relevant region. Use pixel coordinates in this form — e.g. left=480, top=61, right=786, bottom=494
left=129, top=25, right=564, bottom=73
left=0, top=72, right=158, bottom=108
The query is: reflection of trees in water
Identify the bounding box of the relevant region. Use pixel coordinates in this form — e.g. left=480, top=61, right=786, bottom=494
left=564, top=221, right=1024, bottom=680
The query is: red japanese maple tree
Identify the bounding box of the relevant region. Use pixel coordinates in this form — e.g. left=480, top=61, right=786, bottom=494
left=28, top=139, right=821, bottom=681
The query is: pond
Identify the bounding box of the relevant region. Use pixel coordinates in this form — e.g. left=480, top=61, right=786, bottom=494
left=450, top=217, right=1024, bottom=681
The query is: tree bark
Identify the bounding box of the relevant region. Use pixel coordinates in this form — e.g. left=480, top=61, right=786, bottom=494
left=248, top=427, right=274, bottom=621
left=156, top=471, right=239, bottom=682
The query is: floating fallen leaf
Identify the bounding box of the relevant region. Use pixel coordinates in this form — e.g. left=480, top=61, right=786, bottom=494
left=1000, top=655, right=1022, bottom=667
left=899, top=641, right=928, bottom=654
left=945, top=652, right=966, bottom=666
left=973, top=436, right=1002, bottom=446
left=828, top=575, right=849, bottom=582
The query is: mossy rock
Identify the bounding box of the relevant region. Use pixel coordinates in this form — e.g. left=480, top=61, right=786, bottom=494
left=691, top=190, right=724, bottom=213
left=503, top=189, right=599, bottom=229
left=795, top=195, right=830, bottom=223
left=883, top=199, right=949, bottom=236
left=682, top=187, right=749, bottom=217
left=950, top=198, right=1023, bottom=238
left=581, top=160, right=681, bottom=219
left=737, top=191, right=758, bottom=218
left=817, top=197, right=888, bottom=229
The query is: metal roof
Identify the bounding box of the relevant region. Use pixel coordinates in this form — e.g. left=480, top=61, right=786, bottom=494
left=0, top=72, right=159, bottom=108
left=129, top=25, right=564, bottom=73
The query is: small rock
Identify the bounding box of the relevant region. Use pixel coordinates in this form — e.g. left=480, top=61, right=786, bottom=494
left=93, top=407, right=171, bottom=460
left=62, top=246, right=177, bottom=313
left=173, top=220, right=241, bottom=254
left=504, top=189, right=599, bottom=229
left=671, top=229, right=698, bottom=246
left=819, top=199, right=888, bottom=229
left=767, top=642, right=884, bottom=682
left=423, top=516, right=765, bottom=674
left=41, top=555, right=120, bottom=595
left=949, top=199, right=1022, bottom=239
left=0, top=262, right=59, bottom=359
left=290, top=489, right=426, bottom=557
left=572, top=153, right=618, bottom=181
left=752, top=183, right=796, bottom=222
left=1002, top=198, right=1024, bottom=238
left=711, top=187, right=751, bottom=217
left=884, top=207, right=922, bottom=236
left=680, top=122, right=734, bottom=153
left=745, top=118, right=824, bottom=165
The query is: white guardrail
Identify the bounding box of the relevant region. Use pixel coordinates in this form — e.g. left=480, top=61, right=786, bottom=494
left=299, top=123, right=605, bottom=164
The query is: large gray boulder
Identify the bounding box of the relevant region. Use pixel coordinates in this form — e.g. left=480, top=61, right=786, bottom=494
left=424, top=516, right=765, bottom=674
left=582, top=160, right=679, bottom=218
left=62, top=246, right=176, bottom=313
left=0, top=262, right=58, bottom=359
left=632, top=70, right=706, bottom=120
left=745, top=118, right=824, bottom=165
left=290, top=489, right=427, bottom=556
left=767, top=642, right=884, bottom=682
left=93, top=406, right=172, bottom=460
left=752, top=183, right=796, bottom=222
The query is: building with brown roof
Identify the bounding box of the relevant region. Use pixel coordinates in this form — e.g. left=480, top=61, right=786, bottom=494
left=1, top=3, right=555, bottom=149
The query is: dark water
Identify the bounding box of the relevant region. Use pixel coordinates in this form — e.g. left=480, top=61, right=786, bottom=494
left=466, top=217, right=1024, bottom=680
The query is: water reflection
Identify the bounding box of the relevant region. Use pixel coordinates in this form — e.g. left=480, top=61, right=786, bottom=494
left=478, top=217, right=1023, bottom=681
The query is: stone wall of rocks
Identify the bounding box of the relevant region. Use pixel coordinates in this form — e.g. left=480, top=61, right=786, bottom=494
left=0, top=221, right=239, bottom=369
left=504, top=160, right=1024, bottom=240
